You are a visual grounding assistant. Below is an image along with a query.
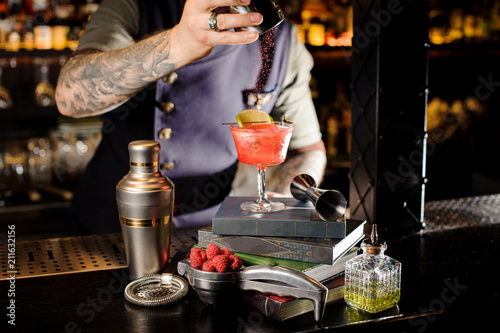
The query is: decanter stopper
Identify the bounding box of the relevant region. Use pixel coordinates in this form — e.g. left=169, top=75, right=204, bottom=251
left=362, top=224, right=387, bottom=255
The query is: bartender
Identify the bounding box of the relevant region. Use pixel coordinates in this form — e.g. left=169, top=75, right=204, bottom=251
left=55, top=0, right=326, bottom=234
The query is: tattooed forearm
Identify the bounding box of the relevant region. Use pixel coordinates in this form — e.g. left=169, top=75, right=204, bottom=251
left=56, top=30, right=178, bottom=118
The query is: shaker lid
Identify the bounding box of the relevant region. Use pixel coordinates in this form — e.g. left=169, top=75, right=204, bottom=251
left=128, top=140, right=160, bottom=165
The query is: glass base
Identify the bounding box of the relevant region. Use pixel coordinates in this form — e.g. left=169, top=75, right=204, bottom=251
left=240, top=200, right=286, bottom=212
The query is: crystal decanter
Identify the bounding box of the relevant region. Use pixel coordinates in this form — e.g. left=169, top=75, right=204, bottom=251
left=344, top=224, right=401, bottom=313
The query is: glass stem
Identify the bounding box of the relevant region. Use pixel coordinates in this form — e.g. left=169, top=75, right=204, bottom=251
left=256, top=166, right=270, bottom=208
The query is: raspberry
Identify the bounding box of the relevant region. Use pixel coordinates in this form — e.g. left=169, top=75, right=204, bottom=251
left=190, top=247, right=207, bottom=261
left=226, top=254, right=235, bottom=266
left=199, top=249, right=207, bottom=262
left=189, top=249, right=205, bottom=268
left=206, top=243, right=221, bottom=260
left=211, top=254, right=229, bottom=273
left=191, top=247, right=202, bottom=254
left=202, top=260, right=216, bottom=272
left=191, top=247, right=203, bottom=255
left=221, top=248, right=232, bottom=257
left=230, top=254, right=243, bottom=271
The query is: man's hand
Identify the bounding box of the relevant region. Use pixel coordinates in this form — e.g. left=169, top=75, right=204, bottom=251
left=170, top=0, right=263, bottom=67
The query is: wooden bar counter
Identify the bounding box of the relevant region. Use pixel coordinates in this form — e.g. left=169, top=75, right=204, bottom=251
left=1, top=195, right=499, bottom=332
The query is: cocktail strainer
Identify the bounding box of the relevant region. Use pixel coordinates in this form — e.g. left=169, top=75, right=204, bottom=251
left=124, top=273, right=189, bottom=307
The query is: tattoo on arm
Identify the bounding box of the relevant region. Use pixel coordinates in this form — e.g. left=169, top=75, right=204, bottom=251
left=56, top=30, right=178, bottom=117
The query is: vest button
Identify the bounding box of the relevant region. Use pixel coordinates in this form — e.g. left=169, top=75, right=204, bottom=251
left=161, top=162, right=175, bottom=170
left=163, top=72, right=178, bottom=84
left=158, top=128, right=173, bottom=140
left=160, top=102, right=175, bottom=113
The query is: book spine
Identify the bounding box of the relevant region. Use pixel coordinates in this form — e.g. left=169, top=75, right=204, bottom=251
left=212, top=218, right=346, bottom=239
left=319, top=271, right=345, bottom=286
left=302, top=249, right=357, bottom=282
left=198, top=229, right=335, bottom=264
left=244, top=292, right=283, bottom=321
left=244, top=284, right=346, bottom=321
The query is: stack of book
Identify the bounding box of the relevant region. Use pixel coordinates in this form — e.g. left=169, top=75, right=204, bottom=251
left=197, top=196, right=366, bottom=321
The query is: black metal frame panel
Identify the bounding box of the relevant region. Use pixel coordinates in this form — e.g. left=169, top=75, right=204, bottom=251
left=349, top=0, right=429, bottom=236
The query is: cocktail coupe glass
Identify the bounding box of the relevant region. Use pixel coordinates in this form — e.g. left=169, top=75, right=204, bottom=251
left=229, top=121, right=294, bottom=212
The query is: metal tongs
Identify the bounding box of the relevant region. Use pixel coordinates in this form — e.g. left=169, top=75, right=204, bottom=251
left=177, top=259, right=328, bottom=321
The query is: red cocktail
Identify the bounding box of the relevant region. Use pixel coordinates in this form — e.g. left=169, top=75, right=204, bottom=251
left=230, top=121, right=294, bottom=212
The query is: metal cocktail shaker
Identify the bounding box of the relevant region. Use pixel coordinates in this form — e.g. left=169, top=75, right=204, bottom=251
left=230, top=0, right=285, bottom=34
left=116, top=140, right=174, bottom=281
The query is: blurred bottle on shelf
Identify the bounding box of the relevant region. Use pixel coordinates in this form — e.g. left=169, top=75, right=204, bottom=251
left=52, top=24, right=67, bottom=50
left=462, top=2, right=486, bottom=43
left=302, top=0, right=327, bottom=46
left=25, top=0, right=54, bottom=50
left=308, top=15, right=326, bottom=46
left=0, top=0, right=9, bottom=48
left=0, top=0, right=7, bottom=16
left=53, top=0, right=77, bottom=23
left=23, top=14, right=35, bottom=49
left=5, top=21, right=22, bottom=51
left=34, top=57, right=55, bottom=107
left=3, top=1, right=22, bottom=51
left=50, top=0, right=76, bottom=50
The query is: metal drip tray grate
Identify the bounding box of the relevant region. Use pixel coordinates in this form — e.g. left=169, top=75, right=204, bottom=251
left=424, top=194, right=500, bottom=231
left=1, top=233, right=127, bottom=280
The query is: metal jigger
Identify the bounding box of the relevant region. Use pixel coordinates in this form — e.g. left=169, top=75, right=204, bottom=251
left=116, top=141, right=174, bottom=280
left=290, top=174, right=347, bottom=221
left=230, top=0, right=285, bottom=34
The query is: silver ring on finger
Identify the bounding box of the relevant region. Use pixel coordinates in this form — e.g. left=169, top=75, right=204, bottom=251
left=209, top=12, right=220, bottom=32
